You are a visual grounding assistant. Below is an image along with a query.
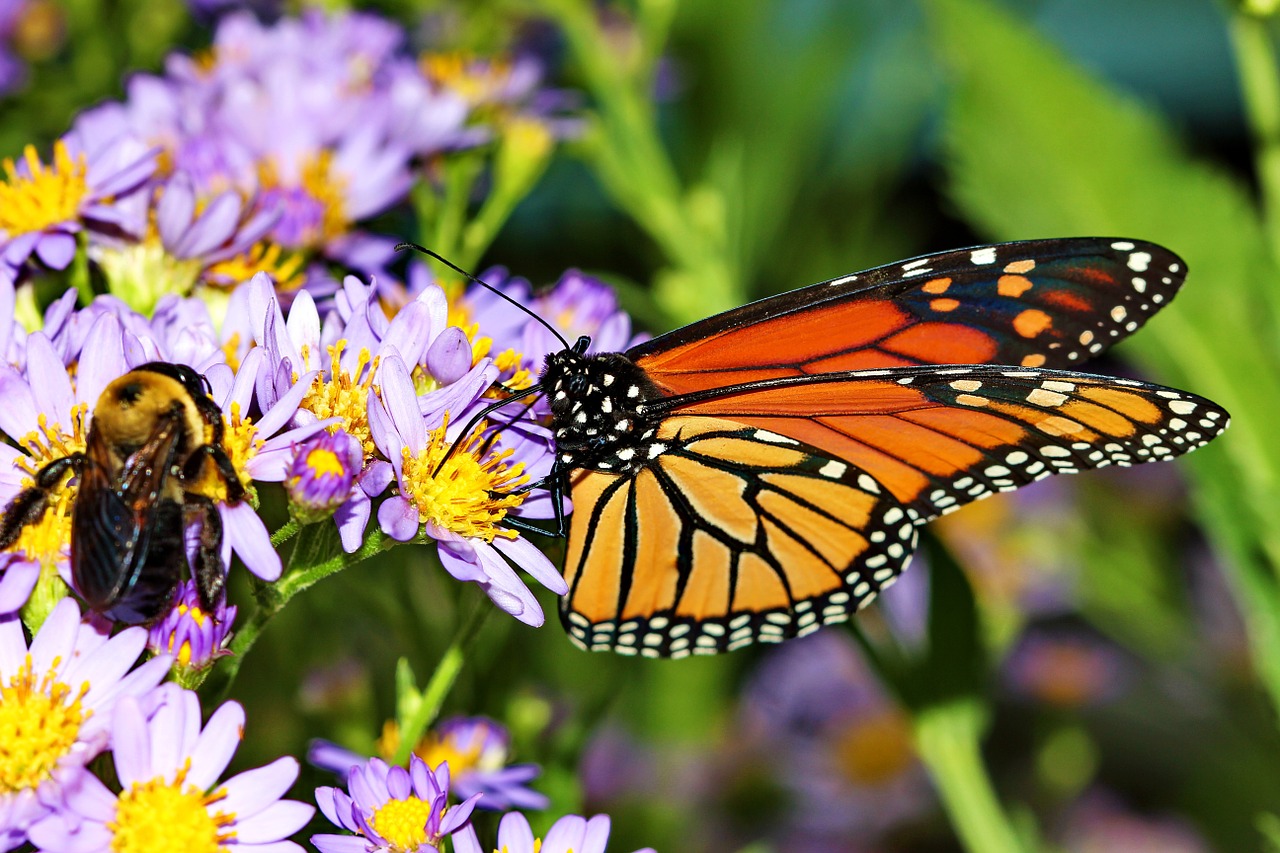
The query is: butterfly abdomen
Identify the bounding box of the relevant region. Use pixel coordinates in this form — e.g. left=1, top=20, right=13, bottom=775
left=542, top=349, right=667, bottom=475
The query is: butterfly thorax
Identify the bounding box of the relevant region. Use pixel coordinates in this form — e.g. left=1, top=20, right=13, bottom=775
left=541, top=348, right=665, bottom=476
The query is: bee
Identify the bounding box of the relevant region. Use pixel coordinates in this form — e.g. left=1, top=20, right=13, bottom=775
left=0, top=362, right=245, bottom=624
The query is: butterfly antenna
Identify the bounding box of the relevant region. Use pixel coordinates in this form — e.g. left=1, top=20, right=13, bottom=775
left=396, top=242, right=572, bottom=351
left=432, top=383, right=544, bottom=478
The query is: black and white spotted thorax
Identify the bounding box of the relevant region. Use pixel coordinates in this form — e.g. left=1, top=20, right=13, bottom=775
left=541, top=340, right=666, bottom=476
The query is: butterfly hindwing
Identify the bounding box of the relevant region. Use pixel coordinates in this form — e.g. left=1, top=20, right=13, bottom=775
left=630, top=238, right=1184, bottom=392
left=654, top=365, right=1229, bottom=523
left=561, top=416, right=918, bottom=657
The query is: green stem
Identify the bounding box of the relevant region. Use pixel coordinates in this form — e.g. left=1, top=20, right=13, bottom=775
left=210, top=525, right=394, bottom=698
left=391, top=599, right=492, bottom=765
left=1230, top=12, right=1280, bottom=263
left=270, top=517, right=302, bottom=549
left=914, top=700, right=1032, bottom=853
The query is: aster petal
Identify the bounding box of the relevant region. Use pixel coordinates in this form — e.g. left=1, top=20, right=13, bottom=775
left=310, top=835, right=369, bottom=853
left=0, top=612, right=28, bottom=677
left=246, top=421, right=335, bottom=482
left=425, top=326, right=471, bottom=385
left=156, top=171, right=196, bottom=250
left=234, top=800, right=315, bottom=843
left=224, top=502, right=282, bottom=581
left=434, top=538, right=486, bottom=583
left=439, top=793, right=483, bottom=835
left=285, top=290, right=321, bottom=362
left=419, top=361, right=498, bottom=431
left=379, top=298, right=432, bottom=367
left=581, top=815, right=613, bottom=853
left=376, top=354, right=425, bottom=454
left=497, top=812, right=537, bottom=853
left=543, top=815, right=588, bottom=853
left=367, top=390, right=402, bottom=477
left=377, top=496, right=419, bottom=542
left=186, top=700, right=246, bottom=791
left=35, top=231, right=77, bottom=270
left=74, top=314, right=126, bottom=407
left=0, top=560, right=38, bottom=613
left=110, top=696, right=152, bottom=789
left=314, top=787, right=342, bottom=827
left=0, top=366, right=37, bottom=439
left=25, top=333, right=74, bottom=430
left=451, top=825, right=485, bottom=853
left=148, top=689, right=198, bottom=781
left=334, top=492, right=371, bottom=553
left=225, top=345, right=264, bottom=414
left=255, top=368, right=320, bottom=436
left=493, top=535, right=568, bottom=595
left=28, top=596, right=81, bottom=675
left=26, top=810, right=114, bottom=853
left=359, top=461, right=393, bottom=497
left=385, top=765, right=411, bottom=800
left=236, top=842, right=308, bottom=853
left=178, top=190, right=242, bottom=258
left=56, top=764, right=119, bottom=821
left=61, top=625, right=146, bottom=696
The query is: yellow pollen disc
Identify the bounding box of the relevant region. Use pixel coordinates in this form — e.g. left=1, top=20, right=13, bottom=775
left=257, top=152, right=349, bottom=247
left=205, top=241, right=305, bottom=291
left=109, top=773, right=232, bottom=853
left=834, top=708, right=915, bottom=786
left=9, top=407, right=87, bottom=565
left=415, top=731, right=485, bottom=776
left=421, top=52, right=512, bottom=104
left=369, top=796, right=436, bottom=849
left=306, top=447, right=345, bottom=478
left=399, top=423, right=528, bottom=542
left=0, top=141, right=88, bottom=236
left=0, top=655, right=89, bottom=794
left=300, top=341, right=379, bottom=457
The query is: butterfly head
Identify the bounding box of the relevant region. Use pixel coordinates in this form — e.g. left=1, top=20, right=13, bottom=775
left=540, top=345, right=663, bottom=474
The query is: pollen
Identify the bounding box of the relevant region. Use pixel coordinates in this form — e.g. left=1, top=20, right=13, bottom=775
left=399, top=422, right=528, bottom=542
left=369, top=795, right=437, bottom=850
left=9, top=407, right=87, bottom=566
left=108, top=768, right=233, bottom=853
left=167, top=604, right=209, bottom=668
left=205, top=241, right=305, bottom=292
left=0, top=655, right=89, bottom=795
left=416, top=730, right=486, bottom=776
left=0, top=141, right=88, bottom=236
left=300, top=341, right=379, bottom=457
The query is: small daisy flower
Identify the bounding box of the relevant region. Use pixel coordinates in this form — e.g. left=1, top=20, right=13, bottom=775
left=145, top=579, right=237, bottom=683
left=285, top=428, right=364, bottom=524
left=451, top=812, right=656, bottom=853
left=312, top=754, right=481, bottom=853
left=0, top=597, right=173, bottom=848
left=27, top=685, right=314, bottom=853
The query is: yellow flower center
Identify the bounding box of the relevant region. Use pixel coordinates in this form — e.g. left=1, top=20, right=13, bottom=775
left=166, top=604, right=209, bottom=667
left=109, top=768, right=232, bottom=853
left=257, top=152, right=349, bottom=248
left=299, top=341, right=379, bottom=458
left=398, top=423, right=528, bottom=542
left=833, top=708, right=916, bottom=786
left=421, top=52, right=512, bottom=105
left=0, top=141, right=88, bottom=236
left=205, top=241, right=305, bottom=291
left=0, top=655, right=89, bottom=795
left=9, top=407, right=88, bottom=566
left=94, top=233, right=205, bottom=314
left=305, top=447, right=345, bottom=478
left=369, top=795, right=437, bottom=850
left=416, top=731, right=487, bottom=776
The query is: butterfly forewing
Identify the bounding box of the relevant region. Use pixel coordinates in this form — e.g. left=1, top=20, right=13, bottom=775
left=630, top=238, right=1184, bottom=393
left=561, top=416, right=918, bottom=657
left=653, top=366, right=1229, bottom=523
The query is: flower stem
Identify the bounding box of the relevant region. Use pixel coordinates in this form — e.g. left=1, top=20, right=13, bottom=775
left=913, top=699, right=1032, bottom=853
left=270, top=517, right=301, bottom=548
left=391, top=598, right=491, bottom=765
left=1231, top=11, right=1280, bottom=261
left=209, top=525, right=394, bottom=699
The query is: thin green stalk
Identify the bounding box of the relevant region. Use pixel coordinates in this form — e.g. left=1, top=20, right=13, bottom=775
left=914, top=700, right=1032, bottom=853
left=391, top=600, right=492, bottom=765
left=1230, top=13, right=1280, bottom=268
left=270, top=517, right=302, bottom=549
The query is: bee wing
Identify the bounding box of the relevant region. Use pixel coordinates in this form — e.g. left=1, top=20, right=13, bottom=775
left=72, top=418, right=184, bottom=613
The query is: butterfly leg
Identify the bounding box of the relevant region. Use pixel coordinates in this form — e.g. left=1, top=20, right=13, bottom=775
left=493, top=466, right=571, bottom=539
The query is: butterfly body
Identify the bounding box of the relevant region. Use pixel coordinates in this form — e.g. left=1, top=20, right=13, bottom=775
left=517, top=238, right=1229, bottom=657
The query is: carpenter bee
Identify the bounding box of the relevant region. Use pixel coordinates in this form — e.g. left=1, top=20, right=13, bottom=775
left=0, top=362, right=245, bottom=624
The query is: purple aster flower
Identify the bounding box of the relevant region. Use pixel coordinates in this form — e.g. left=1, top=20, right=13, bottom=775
left=0, top=597, right=173, bottom=849
left=451, top=812, right=656, bottom=853
left=28, top=685, right=314, bottom=852
left=0, top=129, right=155, bottom=271
left=1003, top=627, right=1132, bottom=709
left=145, top=579, right=237, bottom=676
left=1056, top=790, right=1212, bottom=853
left=309, top=716, right=547, bottom=813
left=313, top=754, right=481, bottom=853
left=370, top=352, right=566, bottom=626
left=285, top=427, right=363, bottom=523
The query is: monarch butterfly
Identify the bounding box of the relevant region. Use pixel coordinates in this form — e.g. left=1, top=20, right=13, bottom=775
left=415, top=238, right=1229, bottom=658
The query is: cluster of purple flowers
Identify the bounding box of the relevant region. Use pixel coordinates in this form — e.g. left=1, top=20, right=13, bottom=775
left=0, top=6, right=571, bottom=314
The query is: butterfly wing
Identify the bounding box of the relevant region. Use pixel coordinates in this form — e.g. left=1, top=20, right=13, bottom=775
left=645, top=366, right=1228, bottom=523
left=561, top=415, right=918, bottom=657
left=629, top=238, right=1183, bottom=392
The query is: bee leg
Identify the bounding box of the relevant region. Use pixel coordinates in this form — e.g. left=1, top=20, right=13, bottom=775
left=188, top=495, right=226, bottom=616
left=0, top=453, right=85, bottom=550
left=183, top=444, right=245, bottom=503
